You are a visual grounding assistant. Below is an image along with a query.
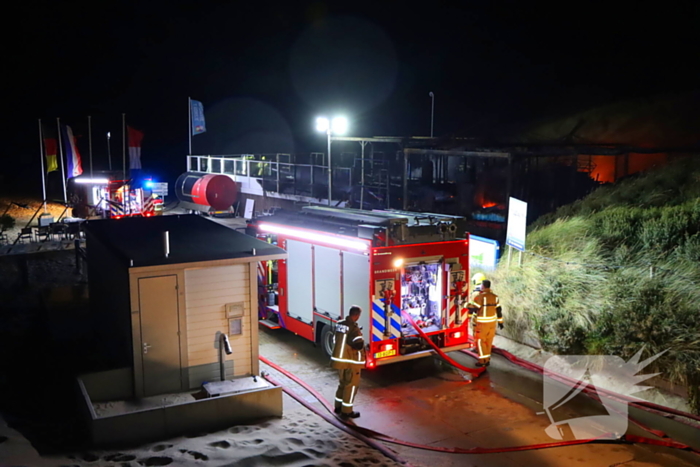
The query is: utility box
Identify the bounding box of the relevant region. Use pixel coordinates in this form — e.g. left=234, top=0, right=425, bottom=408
left=84, top=214, right=287, bottom=398
left=38, top=213, right=54, bottom=227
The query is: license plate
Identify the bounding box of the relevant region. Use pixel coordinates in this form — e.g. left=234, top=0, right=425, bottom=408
left=374, top=349, right=397, bottom=359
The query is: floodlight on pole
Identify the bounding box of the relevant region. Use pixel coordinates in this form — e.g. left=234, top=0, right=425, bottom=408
left=315, top=115, right=348, bottom=206
left=331, top=116, right=348, bottom=135
left=316, top=117, right=329, bottom=133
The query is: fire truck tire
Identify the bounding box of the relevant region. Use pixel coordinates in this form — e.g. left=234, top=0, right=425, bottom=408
left=320, top=325, right=335, bottom=357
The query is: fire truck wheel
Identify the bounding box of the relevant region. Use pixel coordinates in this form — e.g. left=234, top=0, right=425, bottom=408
left=320, top=325, right=335, bottom=357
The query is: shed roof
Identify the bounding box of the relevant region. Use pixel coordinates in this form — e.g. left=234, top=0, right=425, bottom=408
left=84, top=215, right=285, bottom=268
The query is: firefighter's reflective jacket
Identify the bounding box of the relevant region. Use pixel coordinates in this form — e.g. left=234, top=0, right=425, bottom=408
left=466, top=286, right=482, bottom=315
left=330, top=317, right=365, bottom=369
left=472, top=288, right=502, bottom=324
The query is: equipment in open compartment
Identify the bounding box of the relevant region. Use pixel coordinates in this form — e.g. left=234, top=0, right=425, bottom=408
left=401, top=262, right=442, bottom=333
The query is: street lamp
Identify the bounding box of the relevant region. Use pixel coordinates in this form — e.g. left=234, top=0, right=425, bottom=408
left=316, top=116, right=348, bottom=206
left=429, top=92, right=434, bottom=138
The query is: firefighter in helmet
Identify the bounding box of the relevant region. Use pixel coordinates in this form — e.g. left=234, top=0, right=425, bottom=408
left=471, top=273, right=486, bottom=291
left=470, top=279, right=503, bottom=367
left=331, top=305, right=365, bottom=419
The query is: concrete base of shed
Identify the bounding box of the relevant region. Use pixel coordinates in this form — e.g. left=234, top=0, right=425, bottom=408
left=77, top=368, right=282, bottom=447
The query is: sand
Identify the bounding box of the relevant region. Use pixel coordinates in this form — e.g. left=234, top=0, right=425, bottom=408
left=0, top=198, right=71, bottom=244
left=0, top=394, right=405, bottom=467
left=0, top=197, right=405, bottom=466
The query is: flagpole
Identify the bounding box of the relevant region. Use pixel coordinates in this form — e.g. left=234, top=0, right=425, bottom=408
left=188, top=97, right=192, bottom=156
left=88, top=115, right=93, bottom=178
left=38, top=119, right=47, bottom=212
left=107, top=131, right=112, bottom=171
left=122, top=113, right=126, bottom=181
left=57, top=118, right=68, bottom=203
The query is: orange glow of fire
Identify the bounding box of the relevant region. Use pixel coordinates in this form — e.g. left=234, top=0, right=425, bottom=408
left=585, top=153, right=669, bottom=184
left=481, top=202, right=497, bottom=209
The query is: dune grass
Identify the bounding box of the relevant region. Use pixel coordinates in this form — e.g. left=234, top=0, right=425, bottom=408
left=489, top=157, right=700, bottom=413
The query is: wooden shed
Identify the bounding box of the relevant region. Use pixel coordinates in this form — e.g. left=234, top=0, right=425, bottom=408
left=84, top=214, right=286, bottom=398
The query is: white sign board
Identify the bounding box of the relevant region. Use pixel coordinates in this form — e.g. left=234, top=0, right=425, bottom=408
left=469, top=235, right=500, bottom=271
left=244, top=198, right=255, bottom=219
left=150, top=182, right=168, bottom=196
left=505, top=197, right=528, bottom=251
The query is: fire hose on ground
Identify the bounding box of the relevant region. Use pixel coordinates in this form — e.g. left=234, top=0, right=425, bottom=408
left=479, top=344, right=700, bottom=427
left=262, top=371, right=411, bottom=466
left=256, top=307, right=699, bottom=461
left=401, top=310, right=486, bottom=378
left=259, top=354, right=700, bottom=460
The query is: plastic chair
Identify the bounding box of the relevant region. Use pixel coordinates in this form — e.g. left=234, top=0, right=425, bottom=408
left=17, top=227, right=34, bottom=243
left=35, top=226, right=50, bottom=242
left=49, top=223, right=67, bottom=241
left=66, top=222, right=82, bottom=239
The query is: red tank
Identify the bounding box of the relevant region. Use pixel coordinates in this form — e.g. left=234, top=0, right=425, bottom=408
left=175, top=172, right=237, bottom=211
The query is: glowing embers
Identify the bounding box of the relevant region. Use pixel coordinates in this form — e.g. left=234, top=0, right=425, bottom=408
left=258, top=223, right=369, bottom=251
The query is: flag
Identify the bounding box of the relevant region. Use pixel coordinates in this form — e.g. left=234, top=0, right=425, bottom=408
left=191, top=99, right=206, bottom=135
left=128, top=126, right=144, bottom=169
left=42, top=124, right=58, bottom=173
left=61, top=125, right=83, bottom=178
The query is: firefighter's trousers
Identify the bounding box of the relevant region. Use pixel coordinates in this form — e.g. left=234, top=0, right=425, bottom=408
left=335, top=366, right=362, bottom=414
left=475, top=321, right=497, bottom=364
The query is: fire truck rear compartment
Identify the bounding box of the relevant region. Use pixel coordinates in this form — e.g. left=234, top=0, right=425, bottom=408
left=399, top=333, right=444, bottom=355
left=400, top=262, right=443, bottom=336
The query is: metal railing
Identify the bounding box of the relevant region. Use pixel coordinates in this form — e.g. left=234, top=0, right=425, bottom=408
left=187, top=154, right=352, bottom=200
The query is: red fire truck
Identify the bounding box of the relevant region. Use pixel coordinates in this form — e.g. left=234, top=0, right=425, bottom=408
left=72, top=175, right=158, bottom=219
left=249, top=206, right=472, bottom=368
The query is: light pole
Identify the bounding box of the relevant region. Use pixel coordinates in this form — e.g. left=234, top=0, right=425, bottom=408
left=316, top=116, right=348, bottom=206
left=107, top=131, right=112, bottom=171
left=429, top=91, right=435, bottom=137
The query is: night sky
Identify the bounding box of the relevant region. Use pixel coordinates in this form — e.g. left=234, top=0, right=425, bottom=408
left=3, top=1, right=699, bottom=195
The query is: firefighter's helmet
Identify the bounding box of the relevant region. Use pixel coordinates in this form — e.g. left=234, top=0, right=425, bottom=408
left=350, top=336, right=365, bottom=351
left=471, top=273, right=486, bottom=286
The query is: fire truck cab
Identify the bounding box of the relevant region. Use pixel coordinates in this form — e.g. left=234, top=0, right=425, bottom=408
left=249, top=206, right=472, bottom=368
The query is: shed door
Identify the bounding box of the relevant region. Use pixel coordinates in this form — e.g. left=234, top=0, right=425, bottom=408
left=139, top=275, right=182, bottom=396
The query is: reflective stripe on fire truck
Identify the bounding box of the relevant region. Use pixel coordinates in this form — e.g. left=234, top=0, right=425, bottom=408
left=110, top=202, right=124, bottom=218
left=257, top=262, right=266, bottom=284
left=143, top=194, right=155, bottom=214
left=371, top=299, right=401, bottom=342
left=448, top=295, right=469, bottom=328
